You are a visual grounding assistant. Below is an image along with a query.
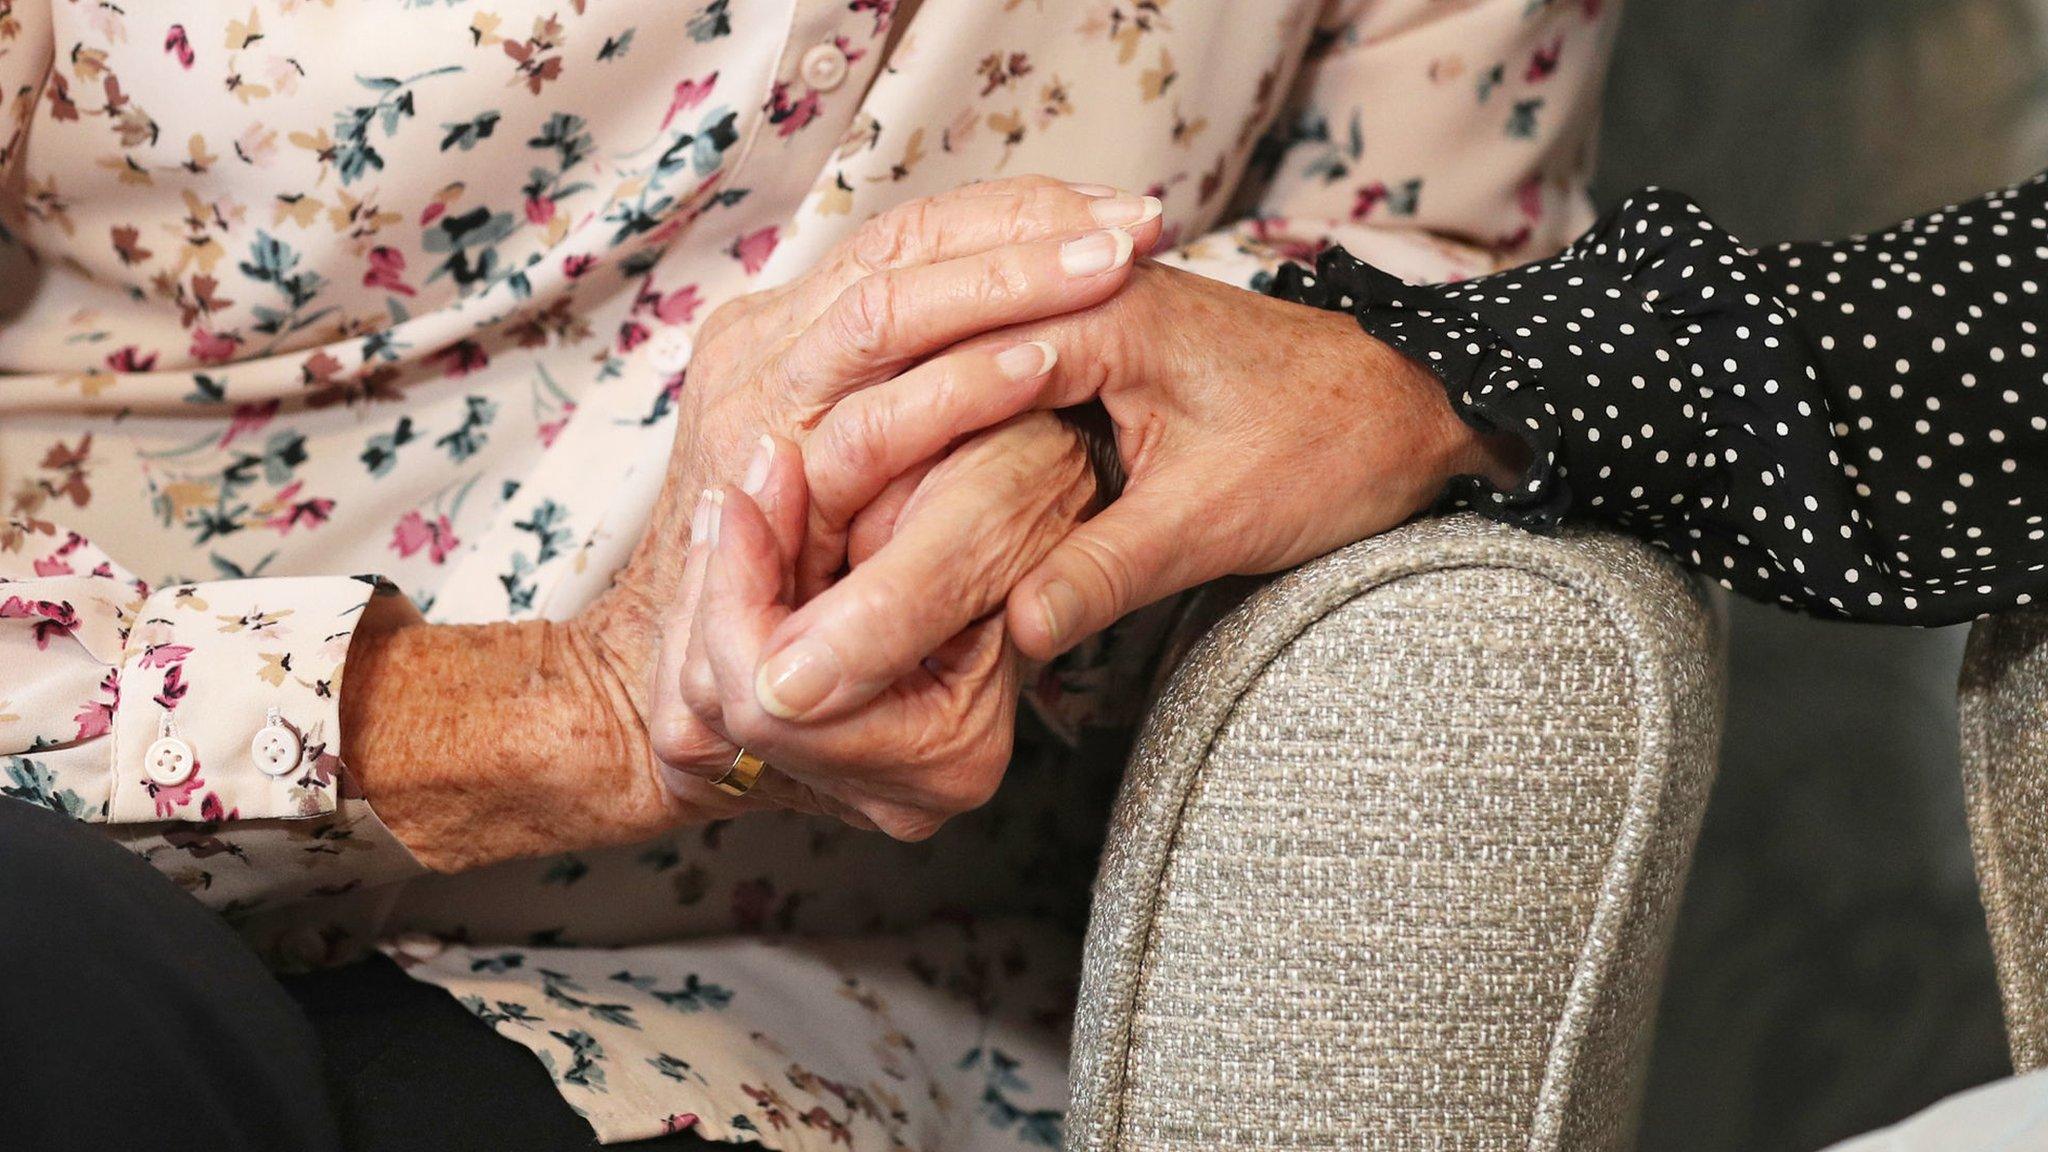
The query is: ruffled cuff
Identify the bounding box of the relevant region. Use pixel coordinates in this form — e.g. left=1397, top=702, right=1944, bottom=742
left=1269, top=248, right=1570, bottom=530
left=1267, top=191, right=1826, bottom=554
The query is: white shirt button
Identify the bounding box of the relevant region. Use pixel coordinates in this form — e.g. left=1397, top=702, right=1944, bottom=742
left=800, top=43, right=849, bottom=92
left=144, top=736, right=196, bottom=786
left=390, top=933, right=446, bottom=963
left=649, top=329, right=694, bottom=373
left=251, top=724, right=303, bottom=777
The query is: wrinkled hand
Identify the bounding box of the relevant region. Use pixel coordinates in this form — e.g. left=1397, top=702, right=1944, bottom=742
left=750, top=260, right=1526, bottom=734
left=576, top=175, right=1160, bottom=811
left=1002, top=262, right=1523, bottom=658
left=652, top=413, right=1096, bottom=840
left=347, top=177, right=1161, bottom=871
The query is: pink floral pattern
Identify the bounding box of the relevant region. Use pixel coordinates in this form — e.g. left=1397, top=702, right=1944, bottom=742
left=0, top=0, right=1616, bottom=1146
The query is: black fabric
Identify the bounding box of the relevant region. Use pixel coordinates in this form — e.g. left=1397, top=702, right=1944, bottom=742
left=282, top=956, right=718, bottom=1152
left=0, top=797, right=715, bottom=1152
left=1272, top=170, right=2048, bottom=624
left=0, top=796, right=342, bottom=1152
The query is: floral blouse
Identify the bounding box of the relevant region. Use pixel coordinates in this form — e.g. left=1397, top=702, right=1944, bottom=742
left=0, top=0, right=1616, bottom=1147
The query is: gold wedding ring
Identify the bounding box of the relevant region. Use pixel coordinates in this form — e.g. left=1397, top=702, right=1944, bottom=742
left=711, top=747, right=767, bottom=797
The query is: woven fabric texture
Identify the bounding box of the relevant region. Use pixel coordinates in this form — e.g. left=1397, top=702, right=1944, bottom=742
left=1960, top=613, right=2048, bottom=1072
left=1069, top=515, right=1724, bottom=1151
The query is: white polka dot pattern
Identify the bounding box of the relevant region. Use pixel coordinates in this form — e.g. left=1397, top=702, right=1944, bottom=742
left=1271, top=171, right=2048, bottom=624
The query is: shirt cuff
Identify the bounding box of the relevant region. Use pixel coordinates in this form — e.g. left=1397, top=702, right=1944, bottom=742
left=1267, top=214, right=1738, bottom=536
left=108, top=574, right=407, bottom=825
left=1267, top=247, right=1568, bottom=529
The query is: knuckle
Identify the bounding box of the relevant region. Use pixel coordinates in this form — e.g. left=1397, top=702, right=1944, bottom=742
left=944, top=755, right=1006, bottom=814
left=1002, top=173, right=1064, bottom=197
left=1066, top=532, right=1138, bottom=614
left=764, top=354, right=815, bottom=412
left=719, top=700, right=776, bottom=752
left=992, top=196, right=1037, bottom=242
left=911, top=730, right=1009, bottom=818
left=974, top=249, right=1033, bottom=310
left=847, top=215, right=903, bottom=276
left=678, top=659, right=724, bottom=725
left=699, top=294, right=753, bottom=343
left=827, top=274, right=899, bottom=362
left=848, top=199, right=930, bottom=273
left=817, top=399, right=890, bottom=494
left=849, top=567, right=935, bottom=643
left=649, top=705, right=711, bottom=768
left=871, top=804, right=947, bottom=843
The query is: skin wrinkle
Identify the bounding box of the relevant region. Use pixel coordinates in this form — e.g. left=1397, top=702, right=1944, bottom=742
left=335, top=178, right=1167, bottom=869
left=672, top=417, right=1082, bottom=838
left=335, top=173, right=1510, bottom=864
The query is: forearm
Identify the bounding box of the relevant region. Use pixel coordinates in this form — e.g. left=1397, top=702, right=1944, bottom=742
left=1273, top=171, right=2048, bottom=623
left=339, top=614, right=657, bottom=873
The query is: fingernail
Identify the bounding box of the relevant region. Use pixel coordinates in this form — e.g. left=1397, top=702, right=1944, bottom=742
left=741, top=434, right=774, bottom=495
left=755, top=637, right=841, bottom=719
left=995, top=340, right=1056, bottom=381
left=690, top=489, right=715, bottom=545
left=1089, top=194, right=1162, bottom=229
left=1038, top=580, right=1081, bottom=649
left=1059, top=229, right=1134, bottom=277
left=1068, top=182, right=1119, bottom=198
left=705, top=489, right=725, bottom=547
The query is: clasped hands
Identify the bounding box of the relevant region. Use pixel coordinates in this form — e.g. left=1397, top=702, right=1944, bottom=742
left=350, top=175, right=1524, bottom=871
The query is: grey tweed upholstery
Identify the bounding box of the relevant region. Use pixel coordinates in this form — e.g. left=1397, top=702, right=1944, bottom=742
left=1960, top=613, right=2048, bottom=1072
left=1067, top=514, right=1725, bottom=1151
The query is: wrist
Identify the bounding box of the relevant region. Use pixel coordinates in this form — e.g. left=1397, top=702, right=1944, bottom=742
left=1446, top=419, right=1533, bottom=493
left=340, top=616, right=651, bottom=872
left=1359, top=321, right=1530, bottom=503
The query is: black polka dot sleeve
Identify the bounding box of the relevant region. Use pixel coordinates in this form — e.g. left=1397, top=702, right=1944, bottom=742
left=1270, top=170, right=2048, bottom=624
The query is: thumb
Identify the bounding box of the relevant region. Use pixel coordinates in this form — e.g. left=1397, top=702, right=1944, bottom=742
left=1005, top=483, right=1207, bottom=662
left=674, top=474, right=802, bottom=741
left=706, top=483, right=795, bottom=622
left=699, top=482, right=796, bottom=680
left=739, top=433, right=807, bottom=598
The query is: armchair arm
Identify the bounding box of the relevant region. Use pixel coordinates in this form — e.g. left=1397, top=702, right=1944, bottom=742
left=1959, top=611, right=2048, bottom=1072
left=1069, top=514, right=1723, bottom=1152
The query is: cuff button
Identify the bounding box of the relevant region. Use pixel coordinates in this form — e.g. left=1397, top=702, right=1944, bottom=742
left=144, top=736, right=196, bottom=787
left=252, top=724, right=303, bottom=777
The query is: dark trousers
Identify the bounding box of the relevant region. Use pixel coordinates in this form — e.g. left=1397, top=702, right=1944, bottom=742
left=0, top=798, right=713, bottom=1151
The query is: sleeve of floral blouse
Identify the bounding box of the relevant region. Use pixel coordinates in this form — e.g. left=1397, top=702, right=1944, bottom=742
left=1267, top=170, right=2048, bottom=625
left=2, top=516, right=425, bottom=913
left=0, top=1, right=53, bottom=171
left=1163, top=0, right=1620, bottom=293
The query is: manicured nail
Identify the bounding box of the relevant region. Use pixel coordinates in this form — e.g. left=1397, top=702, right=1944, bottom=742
left=756, top=637, right=842, bottom=719
left=690, top=489, right=716, bottom=545
left=1068, top=182, right=1119, bottom=198
left=741, top=434, right=774, bottom=495
left=704, top=489, right=725, bottom=547
left=1089, top=194, right=1162, bottom=229
left=1037, top=580, right=1081, bottom=649
left=1059, top=229, right=1135, bottom=277
left=995, top=340, right=1056, bottom=381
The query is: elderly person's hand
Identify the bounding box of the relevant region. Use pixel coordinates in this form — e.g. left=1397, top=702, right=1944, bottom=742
left=345, top=176, right=1163, bottom=871
left=654, top=412, right=1097, bottom=841
left=735, top=260, right=1527, bottom=733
